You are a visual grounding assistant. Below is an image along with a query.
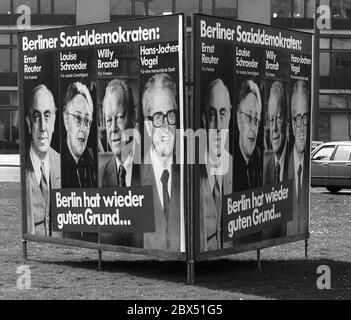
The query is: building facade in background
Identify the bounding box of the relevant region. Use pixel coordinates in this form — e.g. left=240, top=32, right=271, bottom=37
left=0, top=0, right=351, bottom=152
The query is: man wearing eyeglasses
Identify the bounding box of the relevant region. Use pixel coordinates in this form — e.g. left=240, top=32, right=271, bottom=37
left=287, top=80, right=309, bottom=236
left=99, top=79, right=143, bottom=247
left=141, top=73, right=180, bottom=251
left=234, top=79, right=263, bottom=192
left=25, top=85, right=61, bottom=236
left=199, top=79, right=233, bottom=251
left=62, top=81, right=96, bottom=189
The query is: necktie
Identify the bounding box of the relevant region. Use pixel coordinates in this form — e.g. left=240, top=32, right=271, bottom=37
left=161, top=169, right=170, bottom=223
left=40, top=162, right=48, bottom=205
left=40, top=162, right=49, bottom=235
left=212, top=175, right=222, bottom=249
left=275, top=162, right=281, bottom=182
left=297, top=164, right=302, bottom=205
left=247, top=158, right=253, bottom=189
left=119, top=165, right=126, bottom=187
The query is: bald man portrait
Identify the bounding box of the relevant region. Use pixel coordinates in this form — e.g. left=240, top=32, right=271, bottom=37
left=26, top=84, right=61, bottom=237
left=199, top=78, right=233, bottom=252
left=287, top=80, right=310, bottom=236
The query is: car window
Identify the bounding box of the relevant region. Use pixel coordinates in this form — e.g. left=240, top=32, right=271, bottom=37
left=312, top=145, right=335, bottom=161
left=332, top=145, right=351, bottom=161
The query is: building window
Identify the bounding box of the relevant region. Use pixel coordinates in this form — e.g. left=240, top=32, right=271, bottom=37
left=320, top=52, right=330, bottom=76
left=331, top=0, right=351, bottom=28
left=110, top=0, right=132, bottom=19
left=13, top=0, right=38, bottom=14
left=135, top=0, right=148, bottom=16
left=214, top=0, right=237, bottom=18
left=150, top=0, right=173, bottom=15
left=293, top=0, right=304, bottom=17
left=0, top=0, right=11, bottom=25
left=271, top=0, right=292, bottom=27
left=175, top=0, right=199, bottom=15
left=40, top=0, right=51, bottom=14
left=0, top=34, right=11, bottom=45
left=201, top=0, right=213, bottom=14
left=0, top=49, right=10, bottom=73
left=54, top=0, right=76, bottom=24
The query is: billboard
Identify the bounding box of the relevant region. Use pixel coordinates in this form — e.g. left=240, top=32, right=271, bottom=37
left=19, top=14, right=185, bottom=254
left=193, top=14, right=312, bottom=256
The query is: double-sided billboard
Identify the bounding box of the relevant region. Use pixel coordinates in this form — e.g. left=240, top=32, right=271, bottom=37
left=19, top=14, right=185, bottom=254
left=193, top=14, right=312, bottom=255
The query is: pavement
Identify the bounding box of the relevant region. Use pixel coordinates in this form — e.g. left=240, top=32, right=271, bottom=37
left=0, top=154, right=20, bottom=167
left=0, top=154, right=20, bottom=182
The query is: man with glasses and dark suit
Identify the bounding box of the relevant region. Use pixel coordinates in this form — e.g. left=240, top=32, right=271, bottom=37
left=287, top=80, right=309, bottom=236
left=234, top=79, right=263, bottom=192
left=61, top=82, right=96, bottom=188
left=26, top=85, right=61, bottom=237
left=141, top=73, right=181, bottom=251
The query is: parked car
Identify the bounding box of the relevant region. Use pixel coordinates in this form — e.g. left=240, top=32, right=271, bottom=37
left=311, top=140, right=323, bottom=151
left=311, top=141, right=351, bottom=193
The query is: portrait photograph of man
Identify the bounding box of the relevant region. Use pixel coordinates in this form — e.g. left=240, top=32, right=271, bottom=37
left=25, top=84, right=61, bottom=237
left=199, top=78, right=233, bottom=252
left=141, top=72, right=181, bottom=252
left=61, top=81, right=97, bottom=189
left=98, top=78, right=142, bottom=247
left=264, top=80, right=290, bottom=185
left=287, top=79, right=310, bottom=236
left=262, top=80, right=290, bottom=239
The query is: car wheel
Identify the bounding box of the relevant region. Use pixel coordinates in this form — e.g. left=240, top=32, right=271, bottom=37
left=327, top=187, right=341, bottom=194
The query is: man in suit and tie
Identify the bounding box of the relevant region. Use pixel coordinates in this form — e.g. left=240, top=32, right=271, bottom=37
left=262, top=81, right=289, bottom=239
left=99, top=79, right=142, bottom=247
left=264, top=81, right=289, bottom=185
left=199, top=79, right=233, bottom=252
left=141, top=73, right=181, bottom=251
left=287, top=80, right=309, bottom=236
left=26, top=84, right=61, bottom=237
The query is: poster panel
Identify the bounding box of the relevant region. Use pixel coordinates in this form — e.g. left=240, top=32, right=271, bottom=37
left=193, top=14, right=312, bottom=255
left=19, top=14, right=185, bottom=254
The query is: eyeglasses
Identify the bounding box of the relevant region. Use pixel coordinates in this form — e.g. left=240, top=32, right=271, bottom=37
left=241, top=111, right=260, bottom=128
left=147, top=109, right=177, bottom=128
left=67, top=112, right=92, bottom=128
left=293, top=113, right=308, bottom=127
left=32, top=110, right=54, bottom=124
left=106, top=115, right=126, bottom=128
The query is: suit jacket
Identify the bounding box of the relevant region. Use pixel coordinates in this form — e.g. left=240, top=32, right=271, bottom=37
left=199, top=155, right=233, bottom=252
left=99, top=156, right=143, bottom=247
left=263, top=147, right=289, bottom=185
left=232, top=145, right=263, bottom=245
left=287, top=149, right=309, bottom=236
left=261, top=147, right=289, bottom=240
left=233, top=145, right=262, bottom=192
left=26, top=147, right=61, bottom=237
left=140, top=157, right=181, bottom=252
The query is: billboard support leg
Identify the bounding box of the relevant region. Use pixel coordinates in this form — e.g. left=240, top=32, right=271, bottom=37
left=187, top=259, right=194, bottom=284
left=98, top=250, right=102, bottom=271
left=257, top=250, right=261, bottom=271
left=22, top=239, right=28, bottom=261
left=304, top=239, right=308, bottom=259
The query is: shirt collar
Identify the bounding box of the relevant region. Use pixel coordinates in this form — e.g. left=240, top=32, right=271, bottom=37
left=30, top=144, right=50, bottom=186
